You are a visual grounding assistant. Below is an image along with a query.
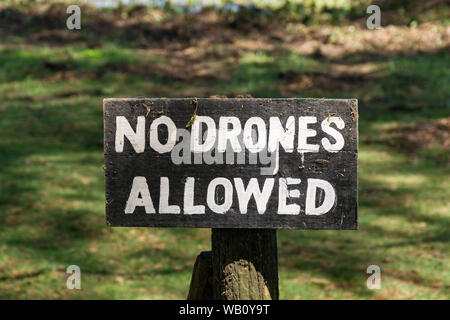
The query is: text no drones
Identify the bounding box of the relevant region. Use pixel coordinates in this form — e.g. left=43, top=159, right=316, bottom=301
left=104, top=98, right=358, bottom=229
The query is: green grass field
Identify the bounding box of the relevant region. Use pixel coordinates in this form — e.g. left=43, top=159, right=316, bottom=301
left=0, top=2, right=449, bottom=299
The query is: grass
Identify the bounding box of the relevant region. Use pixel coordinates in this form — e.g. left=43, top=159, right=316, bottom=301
left=0, top=3, right=449, bottom=299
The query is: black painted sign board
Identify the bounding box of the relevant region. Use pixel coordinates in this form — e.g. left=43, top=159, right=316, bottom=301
left=104, top=98, right=358, bottom=229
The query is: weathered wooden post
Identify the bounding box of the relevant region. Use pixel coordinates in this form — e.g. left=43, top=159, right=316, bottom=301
left=103, top=98, right=358, bottom=301
left=212, top=229, right=278, bottom=300
left=186, top=229, right=278, bottom=300
left=187, top=251, right=213, bottom=300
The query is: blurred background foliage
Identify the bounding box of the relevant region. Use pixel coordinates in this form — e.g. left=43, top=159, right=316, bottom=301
left=0, top=0, right=448, bottom=299
left=3, top=0, right=449, bottom=24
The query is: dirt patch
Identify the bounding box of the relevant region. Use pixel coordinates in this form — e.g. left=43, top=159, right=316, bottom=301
left=2, top=4, right=449, bottom=60
left=387, top=118, right=450, bottom=162
left=279, top=71, right=370, bottom=95
left=284, top=23, right=450, bottom=61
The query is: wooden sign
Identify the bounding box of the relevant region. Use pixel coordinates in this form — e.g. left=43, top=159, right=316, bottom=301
left=104, top=98, right=358, bottom=229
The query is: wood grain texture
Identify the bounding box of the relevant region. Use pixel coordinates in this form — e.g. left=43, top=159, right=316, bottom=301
left=104, top=98, right=358, bottom=229
left=212, top=229, right=278, bottom=300
left=187, top=251, right=213, bottom=300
